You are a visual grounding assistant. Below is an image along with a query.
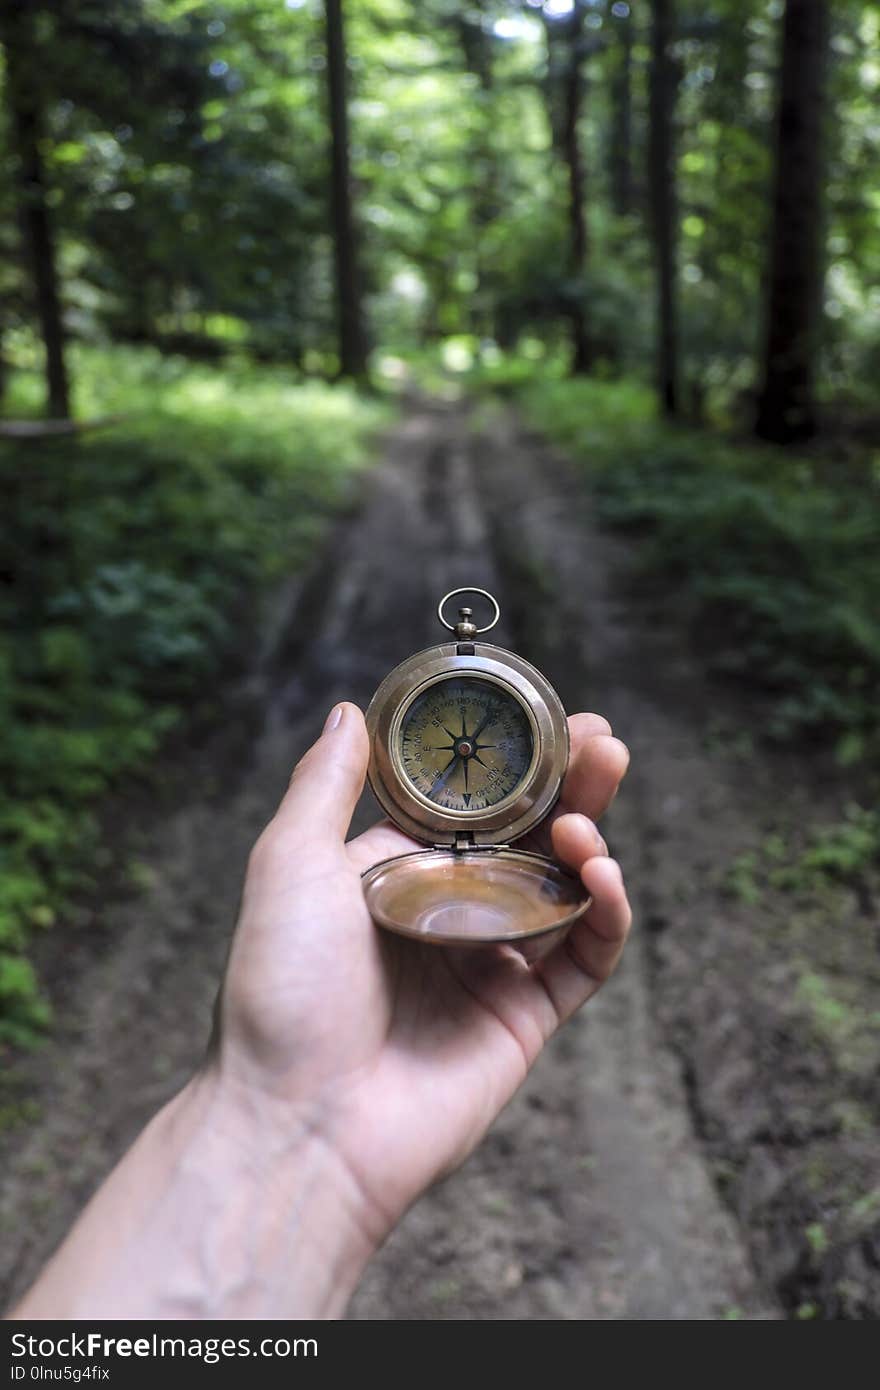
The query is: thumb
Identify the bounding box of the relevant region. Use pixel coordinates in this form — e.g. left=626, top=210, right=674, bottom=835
left=274, top=702, right=369, bottom=845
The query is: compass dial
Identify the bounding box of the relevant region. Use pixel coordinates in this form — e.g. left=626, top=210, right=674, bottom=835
left=398, top=676, right=534, bottom=813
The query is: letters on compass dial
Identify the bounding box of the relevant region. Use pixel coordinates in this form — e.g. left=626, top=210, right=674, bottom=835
left=399, top=676, right=534, bottom=811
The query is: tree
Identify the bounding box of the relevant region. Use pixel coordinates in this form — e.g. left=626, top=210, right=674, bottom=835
left=608, top=1, right=634, bottom=219
left=324, top=0, right=369, bottom=380
left=648, top=0, right=679, bottom=415
left=1, top=1, right=70, bottom=418
left=544, top=2, right=592, bottom=375
left=755, top=0, right=830, bottom=443
left=454, top=2, right=502, bottom=343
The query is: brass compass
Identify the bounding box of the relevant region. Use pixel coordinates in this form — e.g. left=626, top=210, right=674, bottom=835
left=362, top=588, right=591, bottom=949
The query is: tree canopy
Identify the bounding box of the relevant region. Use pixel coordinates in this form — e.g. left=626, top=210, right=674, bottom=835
left=1, top=1, right=877, bottom=433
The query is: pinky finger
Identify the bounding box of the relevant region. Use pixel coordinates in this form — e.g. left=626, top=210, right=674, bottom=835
left=534, top=857, right=632, bottom=1025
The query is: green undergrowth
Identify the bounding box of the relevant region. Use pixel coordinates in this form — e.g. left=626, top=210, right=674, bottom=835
left=520, top=376, right=880, bottom=764
left=726, top=806, right=880, bottom=906
left=1, top=345, right=388, bottom=1044
left=518, top=375, right=880, bottom=1320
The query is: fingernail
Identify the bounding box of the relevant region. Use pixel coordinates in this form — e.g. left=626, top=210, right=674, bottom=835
left=323, top=703, right=344, bottom=733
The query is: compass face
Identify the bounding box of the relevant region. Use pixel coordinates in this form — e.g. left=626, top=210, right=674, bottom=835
left=398, top=676, right=534, bottom=812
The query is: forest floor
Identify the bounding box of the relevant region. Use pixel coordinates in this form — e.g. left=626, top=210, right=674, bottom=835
left=3, top=396, right=871, bottom=1320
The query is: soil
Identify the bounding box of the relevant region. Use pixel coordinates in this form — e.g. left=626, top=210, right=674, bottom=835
left=1, top=399, right=875, bottom=1320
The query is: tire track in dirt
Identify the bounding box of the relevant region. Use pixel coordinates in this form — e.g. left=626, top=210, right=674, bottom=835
left=0, top=401, right=777, bottom=1319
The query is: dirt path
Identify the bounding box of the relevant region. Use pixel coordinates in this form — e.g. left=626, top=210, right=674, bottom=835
left=0, top=401, right=778, bottom=1320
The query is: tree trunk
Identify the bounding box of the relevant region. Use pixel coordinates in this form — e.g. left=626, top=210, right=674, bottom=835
left=324, top=0, right=369, bottom=380
left=546, top=7, right=591, bottom=375
left=608, top=5, right=634, bottom=218
left=754, top=0, right=829, bottom=444
left=698, top=6, right=753, bottom=285
left=648, top=0, right=679, bottom=416
left=455, top=4, right=499, bottom=344
left=1, top=2, right=70, bottom=419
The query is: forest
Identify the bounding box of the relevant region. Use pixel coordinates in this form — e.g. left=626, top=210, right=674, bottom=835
left=4, top=0, right=879, bottom=424
left=1, top=0, right=879, bottom=1322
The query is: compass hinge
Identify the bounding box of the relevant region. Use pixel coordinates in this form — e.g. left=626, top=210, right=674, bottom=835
left=442, top=834, right=511, bottom=854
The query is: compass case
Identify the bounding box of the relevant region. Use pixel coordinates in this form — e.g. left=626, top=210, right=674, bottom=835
left=361, top=590, right=591, bottom=950
left=365, top=640, right=568, bottom=847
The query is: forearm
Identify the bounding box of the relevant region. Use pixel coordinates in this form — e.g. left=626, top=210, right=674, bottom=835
left=10, top=1068, right=376, bottom=1321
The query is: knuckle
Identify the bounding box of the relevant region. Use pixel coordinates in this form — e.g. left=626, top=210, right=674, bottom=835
left=580, top=712, right=613, bottom=738
left=247, top=823, right=288, bottom=876
left=610, top=736, right=631, bottom=766
left=246, top=837, right=268, bottom=879
left=565, top=934, right=600, bottom=983
left=288, top=748, right=314, bottom=787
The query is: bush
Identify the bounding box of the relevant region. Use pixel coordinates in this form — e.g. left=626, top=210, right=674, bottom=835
left=0, top=346, right=388, bottom=1042
left=521, top=376, right=880, bottom=759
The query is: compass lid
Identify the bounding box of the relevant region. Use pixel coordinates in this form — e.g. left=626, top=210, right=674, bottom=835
left=361, top=848, right=590, bottom=950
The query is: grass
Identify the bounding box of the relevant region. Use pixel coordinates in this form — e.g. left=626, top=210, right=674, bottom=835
left=0, top=344, right=389, bottom=1044
left=725, top=807, right=880, bottom=905
left=519, top=375, right=880, bottom=764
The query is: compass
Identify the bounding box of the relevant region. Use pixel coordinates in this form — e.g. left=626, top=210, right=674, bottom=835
left=362, top=588, right=591, bottom=949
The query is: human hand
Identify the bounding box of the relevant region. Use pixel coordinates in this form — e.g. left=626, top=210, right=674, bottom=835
left=215, top=702, right=631, bottom=1247
left=10, top=701, right=631, bottom=1322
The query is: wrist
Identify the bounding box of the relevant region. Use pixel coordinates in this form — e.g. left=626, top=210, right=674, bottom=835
left=154, top=1064, right=380, bottom=1319
left=13, top=1065, right=378, bottom=1321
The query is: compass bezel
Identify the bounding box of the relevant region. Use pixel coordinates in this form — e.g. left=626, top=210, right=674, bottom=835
left=366, top=641, right=569, bottom=847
